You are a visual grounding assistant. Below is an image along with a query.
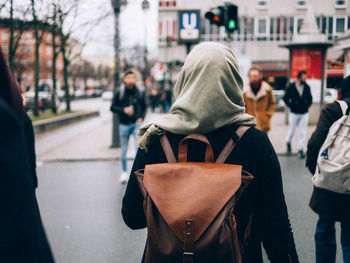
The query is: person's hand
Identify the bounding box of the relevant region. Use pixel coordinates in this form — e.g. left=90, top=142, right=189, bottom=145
left=136, top=118, right=143, bottom=124
left=124, top=106, right=134, bottom=116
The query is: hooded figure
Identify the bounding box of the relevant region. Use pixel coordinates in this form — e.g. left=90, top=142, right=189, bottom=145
left=122, top=42, right=299, bottom=262
left=0, top=47, right=54, bottom=262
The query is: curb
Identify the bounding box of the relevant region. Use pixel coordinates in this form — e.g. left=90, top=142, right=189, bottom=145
left=33, top=111, right=100, bottom=135
left=40, top=157, right=136, bottom=163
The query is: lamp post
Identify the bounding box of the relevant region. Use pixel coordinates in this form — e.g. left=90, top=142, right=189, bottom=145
left=142, top=0, right=150, bottom=81
left=111, top=0, right=127, bottom=148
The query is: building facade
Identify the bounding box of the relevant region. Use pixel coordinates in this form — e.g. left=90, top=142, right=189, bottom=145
left=0, top=20, right=64, bottom=91
left=158, top=0, right=350, bottom=89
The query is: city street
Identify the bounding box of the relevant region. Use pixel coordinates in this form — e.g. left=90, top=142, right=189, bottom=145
left=35, top=98, right=343, bottom=263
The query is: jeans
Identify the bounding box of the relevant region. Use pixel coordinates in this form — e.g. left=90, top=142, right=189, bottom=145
left=286, top=112, right=308, bottom=151
left=315, top=216, right=350, bottom=263
left=119, top=123, right=141, bottom=172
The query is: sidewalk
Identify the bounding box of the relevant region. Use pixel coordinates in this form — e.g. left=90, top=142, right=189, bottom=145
left=38, top=111, right=317, bottom=162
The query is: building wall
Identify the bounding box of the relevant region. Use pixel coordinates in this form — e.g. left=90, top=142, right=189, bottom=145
left=0, top=27, right=64, bottom=90
left=158, top=0, right=350, bottom=63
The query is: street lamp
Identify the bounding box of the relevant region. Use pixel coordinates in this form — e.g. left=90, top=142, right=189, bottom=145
left=110, top=0, right=127, bottom=148
left=142, top=0, right=150, bottom=81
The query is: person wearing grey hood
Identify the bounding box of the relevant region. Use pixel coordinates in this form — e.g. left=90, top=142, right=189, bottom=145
left=121, top=42, right=299, bottom=262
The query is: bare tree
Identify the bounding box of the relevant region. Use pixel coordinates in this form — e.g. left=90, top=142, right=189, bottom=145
left=6, top=0, right=29, bottom=75
left=30, top=0, right=50, bottom=116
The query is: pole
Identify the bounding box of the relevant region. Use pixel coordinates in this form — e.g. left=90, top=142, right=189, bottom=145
left=111, top=0, right=123, bottom=148
left=320, top=47, right=327, bottom=112
left=142, top=0, right=150, bottom=81
left=186, top=43, right=191, bottom=54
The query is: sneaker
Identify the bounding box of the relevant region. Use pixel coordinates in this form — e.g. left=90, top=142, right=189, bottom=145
left=287, top=142, right=291, bottom=154
left=298, top=150, right=305, bottom=159
left=120, top=172, right=129, bottom=184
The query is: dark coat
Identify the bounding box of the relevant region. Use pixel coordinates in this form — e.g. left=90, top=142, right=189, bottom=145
left=110, top=84, right=146, bottom=125
left=283, top=82, right=312, bottom=114
left=122, top=125, right=299, bottom=263
left=24, top=113, right=38, bottom=188
left=306, top=101, right=350, bottom=221
left=0, top=98, right=54, bottom=262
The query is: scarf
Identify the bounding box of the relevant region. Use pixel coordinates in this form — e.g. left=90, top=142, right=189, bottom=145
left=137, top=42, right=256, bottom=151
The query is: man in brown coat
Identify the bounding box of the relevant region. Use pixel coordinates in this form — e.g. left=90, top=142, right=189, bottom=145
left=243, top=67, right=276, bottom=132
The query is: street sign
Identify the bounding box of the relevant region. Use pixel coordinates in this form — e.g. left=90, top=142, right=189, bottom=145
left=178, top=10, right=200, bottom=44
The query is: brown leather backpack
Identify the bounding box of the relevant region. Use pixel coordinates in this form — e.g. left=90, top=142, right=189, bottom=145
left=135, top=126, right=254, bottom=263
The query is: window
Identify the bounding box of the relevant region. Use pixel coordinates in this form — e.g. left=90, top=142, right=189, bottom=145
left=21, top=46, right=26, bottom=54
left=257, top=0, right=268, bottom=9
left=159, top=0, right=176, bottom=7
left=47, top=60, right=52, bottom=67
left=2, top=45, right=8, bottom=53
left=293, top=17, right=304, bottom=34
left=46, top=46, right=52, bottom=55
left=46, top=34, right=52, bottom=41
left=296, top=0, right=307, bottom=8
left=255, top=17, right=269, bottom=37
left=335, top=0, right=346, bottom=8
left=26, top=32, right=32, bottom=39
left=2, top=31, right=8, bottom=40
left=334, top=16, right=347, bottom=34
left=27, top=46, right=32, bottom=54
left=27, top=73, right=33, bottom=81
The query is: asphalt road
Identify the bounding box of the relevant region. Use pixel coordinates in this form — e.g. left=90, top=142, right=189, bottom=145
left=36, top=156, right=344, bottom=263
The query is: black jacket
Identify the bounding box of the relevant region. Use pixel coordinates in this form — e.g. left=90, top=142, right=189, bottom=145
left=110, top=84, right=146, bottom=125
left=0, top=98, right=54, bottom=262
left=306, top=101, right=350, bottom=221
left=122, top=125, right=299, bottom=263
left=24, top=113, right=38, bottom=188
left=283, top=82, right=312, bottom=114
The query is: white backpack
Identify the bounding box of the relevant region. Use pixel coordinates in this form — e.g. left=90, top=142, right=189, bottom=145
left=312, top=100, right=350, bottom=194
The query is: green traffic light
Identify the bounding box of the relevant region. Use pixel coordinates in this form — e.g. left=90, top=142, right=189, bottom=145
left=228, top=19, right=236, bottom=29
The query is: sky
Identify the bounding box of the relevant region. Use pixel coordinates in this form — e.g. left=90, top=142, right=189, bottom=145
left=79, top=0, right=158, bottom=57
left=3, top=0, right=158, bottom=57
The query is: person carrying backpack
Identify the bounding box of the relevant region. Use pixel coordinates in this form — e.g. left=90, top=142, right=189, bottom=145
left=122, top=42, right=299, bottom=263
left=306, top=75, right=350, bottom=263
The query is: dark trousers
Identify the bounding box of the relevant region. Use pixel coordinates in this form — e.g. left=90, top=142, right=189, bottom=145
left=315, top=215, right=350, bottom=263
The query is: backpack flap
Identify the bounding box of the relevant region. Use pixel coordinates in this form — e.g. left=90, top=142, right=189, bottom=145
left=143, top=162, right=242, bottom=243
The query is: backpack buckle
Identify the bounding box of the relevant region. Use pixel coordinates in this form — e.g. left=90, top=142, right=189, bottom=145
left=183, top=252, right=194, bottom=256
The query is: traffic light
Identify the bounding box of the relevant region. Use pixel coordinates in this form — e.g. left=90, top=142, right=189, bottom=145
left=205, top=4, right=238, bottom=33
left=226, top=4, right=238, bottom=33
left=205, top=6, right=225, bottom=26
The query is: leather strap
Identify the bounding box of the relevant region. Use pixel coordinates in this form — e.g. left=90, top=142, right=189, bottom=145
left=241, top=213, right=253, bottom=253
left=183, top=220, right=194, bottom=263
left=178, top=134, right=214, bottom=163
left=216, top=126, right=251, bottom=164
left=159, top=135, right=177, bottom=163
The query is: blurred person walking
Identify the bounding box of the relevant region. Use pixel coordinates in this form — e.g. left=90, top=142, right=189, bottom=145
left=0, top=47, right=54, bottom=262
left=110, top=71, right=146, bottom=183
left=243, top=67, right=276, bottom=133
left=122, top=43, right=299, bottom=262
left=283, top=71, right=313, bottom=158
left=306, top=75, right=350, bottom=263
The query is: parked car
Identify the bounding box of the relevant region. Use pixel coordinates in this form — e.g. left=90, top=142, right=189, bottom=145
left=23, top=84, right=60, bottom=112
left=101, top=90, right=113, bottom=101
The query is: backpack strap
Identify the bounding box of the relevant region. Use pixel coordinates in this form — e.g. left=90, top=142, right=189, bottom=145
left=215, top=126, right=251, bottom=164
left=337, top=100, right=348, bottom=115
left=159, top=134, right=177, bottom=163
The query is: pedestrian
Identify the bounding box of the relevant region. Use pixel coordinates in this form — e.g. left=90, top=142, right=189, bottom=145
left=122, top=42, right=299, bottom=262
left=0, top=47, right=54, bottom=262
left=243, top=67, right=276, bottom=133
left=110, top=70, right=146, bottom=183
left=283, top=71, right=313, bottom=158
left=306, top=75, right=350, bottom=263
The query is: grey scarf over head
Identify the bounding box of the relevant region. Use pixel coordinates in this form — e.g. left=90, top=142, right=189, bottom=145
left=137, top=42, right=256, bottom=151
